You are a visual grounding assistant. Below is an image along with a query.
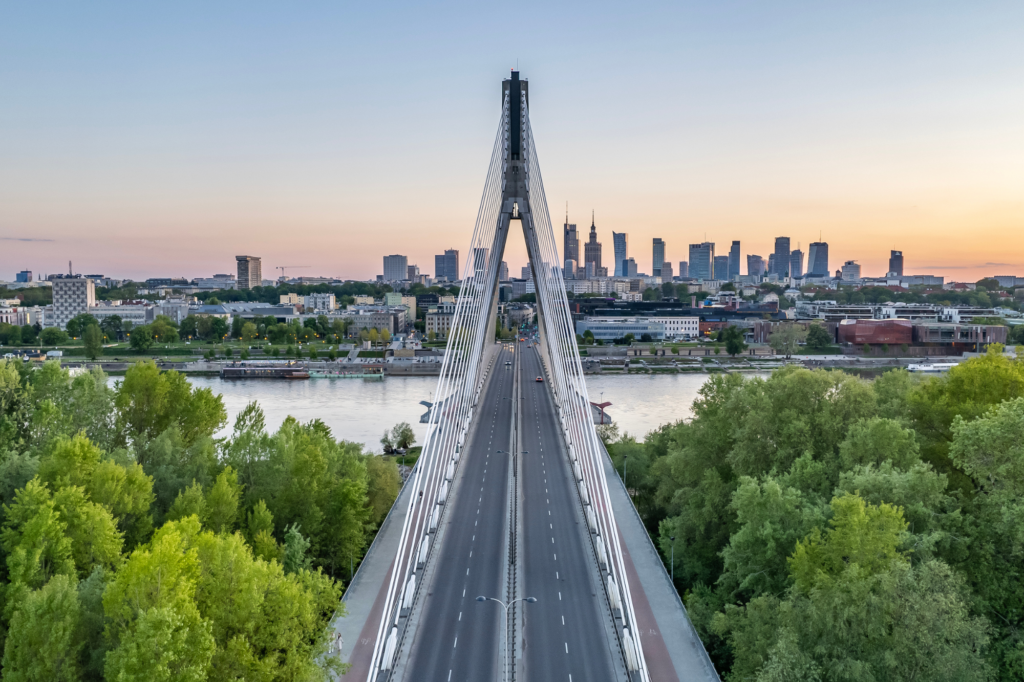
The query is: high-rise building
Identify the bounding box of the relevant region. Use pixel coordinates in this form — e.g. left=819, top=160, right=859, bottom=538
left=842, top=260, right=862, bottom=281
left=563, top=260, right=577, bottom=279
left=499, top=261, right=509, bottom=281
left=889, top=250, right=904, bottom=277
left=235, top=256, right=262, bottom=290
left=435, top=249, right=460, bottom=281
left=622, top=258, right=638, bottom=278
left=767, top=254, right=776, bottom=276
left=612, top=232, right=628, bottom=277
left=383, top=254, right=409, bottom=282
left=678, top=261, right=688, bottom=278
left=728, top=241, right=741, bottom=279
left=789, top=249, right=804, bottom=278
left=807, top=242, right=829, bottom=276
left=407, top=264, right=420, bottom=280
left=521, top=265, right=532, bottom=280
left=661, top=261, right=674, bottom=281
left=15, top=270, right=32, bottom=283
left=652, top=238, right=665, bottom=277
left=472, top=248, right=489, bottom=276
left=52, top=277, right=96, bottom=330
left=688, top=242, right=715, bottom=281
left=584, top=219, right=602, bottom=274
left=773, top=237, right=791, bottom=276
left=714, top=256, right=729, bottom=280
left=563, top=212, right=579, bottom=265
left=747, top=254, right=765, bottom=278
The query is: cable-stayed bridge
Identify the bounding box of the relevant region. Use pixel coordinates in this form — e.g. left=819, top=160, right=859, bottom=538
left=335, top=72, right=720, bottom=682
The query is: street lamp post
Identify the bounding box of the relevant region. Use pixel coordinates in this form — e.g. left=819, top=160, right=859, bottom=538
left=476, top=595, right=537, bottom=682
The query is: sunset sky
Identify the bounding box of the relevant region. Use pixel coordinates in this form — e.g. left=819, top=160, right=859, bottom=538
left=2, top=1, right=1022, bottom=283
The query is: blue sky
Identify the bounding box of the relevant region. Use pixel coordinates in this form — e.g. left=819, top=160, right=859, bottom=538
left=2, top=1, right=1022, bottom=281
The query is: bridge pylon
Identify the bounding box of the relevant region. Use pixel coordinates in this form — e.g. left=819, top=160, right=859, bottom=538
left=365, top=71, right=651, bottom=682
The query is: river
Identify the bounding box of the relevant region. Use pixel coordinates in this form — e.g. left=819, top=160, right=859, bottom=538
left=108, top=372, right=763, bottom=450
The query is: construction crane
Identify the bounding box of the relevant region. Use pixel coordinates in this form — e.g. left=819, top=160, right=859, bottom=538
left=276, top=265, right=310, bottom=281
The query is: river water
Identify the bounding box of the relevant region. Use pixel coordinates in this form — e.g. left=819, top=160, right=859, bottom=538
left=109, top=372, right=758, bottom=450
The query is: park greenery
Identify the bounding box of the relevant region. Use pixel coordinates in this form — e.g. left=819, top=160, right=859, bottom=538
left=605, top=346, right=1024, bottom=681
left=0, top=358, right=401, bottom=680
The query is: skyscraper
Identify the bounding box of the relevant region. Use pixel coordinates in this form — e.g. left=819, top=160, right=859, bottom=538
left=472, top=248, right=489, bottom=276
left=678, top=261, right=688, bottom=278
left=728, top=241, right=741, bottom=279
left=563, top=210, right=579, bottom=266
left=622, top=258, right=638, bottom=278
left=584, top=218, right=602, bottom=275
left=807, top=242, right=829, bottom=276
left=889, top=250, right=904, bottom=277
left=383, top=254, right=409, bottom=282
left=747, top=254, right=765, bottom=278
left=499, top=261, right=509, bottom=281
left=688, top=242, right=715, bottom=281
left=236, top=256, right=262, bottom=290
left=434, top=249, right=460, bottom=281
left=612, top=231, right=628, bottom=277
left=767, top=254, right=776, bottom=276
left=714, top=256, right=729, bottom=280
left=773, top=237, right=791, bottom=277
left=652, top=238, right=665, bottom=277
left=407, top=264, right=420, bottom=280
left=661, top=261, right=674, bottom=280
left=789, top=249, right=804, bottom=278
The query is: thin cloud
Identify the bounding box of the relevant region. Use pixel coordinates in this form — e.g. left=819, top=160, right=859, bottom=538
left=0, top=237, right=55, bottom=242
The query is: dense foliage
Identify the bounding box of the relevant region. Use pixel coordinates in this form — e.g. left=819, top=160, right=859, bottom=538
left=606, top=347, right=1024, bottom=681
left=0, top=359, right=399, bottom=680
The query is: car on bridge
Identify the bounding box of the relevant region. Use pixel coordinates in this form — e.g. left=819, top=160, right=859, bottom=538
left=536, top=376, right=543, bottom=382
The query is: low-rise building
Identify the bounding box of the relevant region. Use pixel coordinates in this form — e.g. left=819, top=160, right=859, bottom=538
left=575, top=317, right=666, bottom=341
left=647, top=316, right=699, bottom=339
left=425, top=311, right=454, bottom=338
left=304, top=293, right=337, bottom=313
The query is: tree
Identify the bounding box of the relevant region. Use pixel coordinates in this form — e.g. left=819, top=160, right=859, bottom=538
left=365, top=456, right=400, bottom=526
left=1, top=478, right=76, bottom=592
left=65, top=314, right=98, bottom=339
left=720, top=325, right=748, bottom=357
left=390, top=422, right=415, bottom=450
left=178, top=315, right=198, bottom=341
left=768, top=324, right=806, bottom=359
left=102, top=522, right=215, bottom=682
left=283, top=523, right=311, bottom=574
left=241, top=322, right=258, bottom=342
left=129, top=325, right=154, bottom=353
left=202, top=467, right=240, bottom=534
left=83, top=323, right=103, bottom=360
left=805, top=324, right=832, bottom=350
left=40, top=327, right=69, bottom=346
left=1, top=574, right=83, bottom=682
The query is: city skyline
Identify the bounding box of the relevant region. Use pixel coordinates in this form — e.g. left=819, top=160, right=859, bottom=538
left=2, top=2, right=1023, bottom=282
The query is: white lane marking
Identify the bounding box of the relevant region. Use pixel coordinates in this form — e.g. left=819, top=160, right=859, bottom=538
left=550, top=523, right=553, bottom=529
left=454, top=637, right=458, bottom=648
left=448, top=671, right=452, bottom=682
left=559, top=591, right=562, bottom=600
left=459, top=612, right=462, bottom=621
left=466, top=568, right=469, bottom=575
left=562, top=615, right=565, bottom=625
left=470, top=551, right=473, bottom=557
left=565, top=642, right=568, bottom=653
left=551, top=537, right=554, bottom=544
left=463, top=589, right=466, bottom=597
left=556, top=571, right=559, bottom=579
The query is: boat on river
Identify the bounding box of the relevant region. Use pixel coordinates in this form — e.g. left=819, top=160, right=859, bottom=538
left=220, top=363, right=310, bottom=379
left=907, top=362, right=960, bottom=373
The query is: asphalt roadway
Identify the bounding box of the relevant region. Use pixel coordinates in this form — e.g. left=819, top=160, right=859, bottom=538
left=403, top=345, right=514, bottom=681
left=518, top=342, right=621, bottom=682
